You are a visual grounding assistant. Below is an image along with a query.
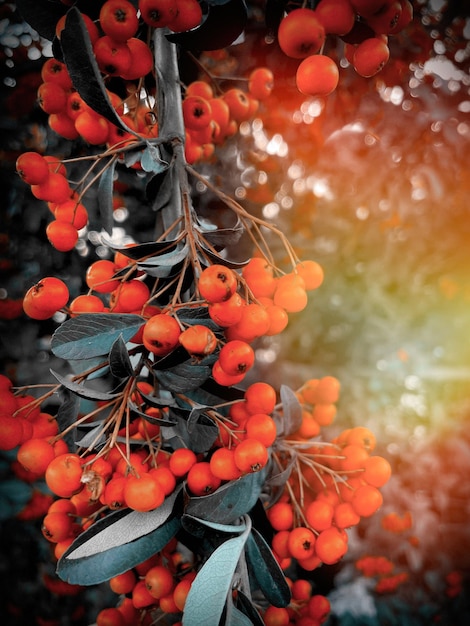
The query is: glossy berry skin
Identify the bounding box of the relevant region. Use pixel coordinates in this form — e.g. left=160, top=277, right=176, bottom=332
left=296, top=54, right=340, bottom=96
left=142, top=314, right=181, bottom=356
left=277, top=9, right=326, bottom=59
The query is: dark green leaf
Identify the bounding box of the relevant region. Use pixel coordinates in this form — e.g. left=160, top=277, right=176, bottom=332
left=51, top=313, right=144, bottom=360
left=16, top=0, right=66, bottom=41
left=175, top=306, right=220, bottom=332
left=245, top=528, right=291, bottom=607
left=97, top=157, right=116, bottom=236
left=166, top=0, right=248, bottom=51
left=109, top=334, right=134, bottom=379
left=112, top=239, right=181, bottom=261
left=199, top=377, right=246, bottom=402
left=162, top=407, right=218, bottom=452
left=61, top=8, right=135, bottom=129
left=50, top=370, right=121, bottom=401
left=195, top=218, right=244, bottom=248
left=279, top=384, right=303, bottom=435
left=182, top=518, right=251, bottom=626
left=137, top=242, right=189, bottom=269
left=235, top=590, right=265, bottom=626
left=129, top=401, right=178, bottom=427
left=185, top=469, right=266, bottom=524
left=58, top=488, right=182, bottom=585
left=224, top=594, right=255, bottom=626
left=74, top=422, right=106, bottom=450
left=155, top=359, right=212, bottom=394
left=56, top=387, right=80, bottom=451
left=198, top=242, right=250, bottom=269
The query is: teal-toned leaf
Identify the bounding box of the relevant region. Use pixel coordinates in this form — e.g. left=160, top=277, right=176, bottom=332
left=137, top=390, right=179, bottom=409
left=198, top=242, right=250, bottom=269
left=97, top=157, right=116, bottom=236
left=235, top=590, right=265, bottom=626
left=109, top=334, right=134, bottom=379
left=61, top=8, right=135, bottom=130
left=225, top=594, right=255, bottom=626
left=68, top=357, right=110, bottom=380
left=137, top=242, right=189, bottom=268
left=182, top=517, right=251, bottom=626
left=166, top=0, right=248, bottom=51
left=50, top=369, right=121, bottom=401
left=245, top=528, right=291, bottom=607
left=112, top=239, right=181, bottom=261
left=58, top=488, right=182, bottom=585
left=162, top=407, right=218, bottom=452
left=74, top=422, right=106, bottom=450
left=155, top=359, right=212, bottom=394
left=185, top=469, right=267, bottom=524
left=129, top=401, right=177, bottom=427
left=56, top=387, right=80, bottom=451
left=140, top=144, right=169, bottom=173
left=51, top=313, right=145, bottom=360
left=195, top=218, right=244, bottom=248
left=175, top=306, right=220, bottom=332
left=183, top=514, right=247, bottom=536
left=279, top=384, right=303, bottom=435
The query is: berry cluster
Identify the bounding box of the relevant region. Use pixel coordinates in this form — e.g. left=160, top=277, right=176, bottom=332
left=266, top=378, right=392, bottom=571
left=277, top=0, right=413, bottom=96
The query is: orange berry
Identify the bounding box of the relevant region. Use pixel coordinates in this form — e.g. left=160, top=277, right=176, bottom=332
left=187, top=461, right=222, bottom=496
left=267, top=501, right=294, bottom=531
left=144, top=565, right=174, bottom=599
left=124, top=474, right=165, bottom=512
left=233, top=438, right=268, bottom=473
left=209, top=447, right=242, bottom=481
left=305, top=499, right=334, bottom=532
left=351, top=484, right=383, bottom=517
left=362, top=455, right=392, bottom=487
left=314, top=527, right=348, bottom=565
left=287, top=526, right=316, bottom=560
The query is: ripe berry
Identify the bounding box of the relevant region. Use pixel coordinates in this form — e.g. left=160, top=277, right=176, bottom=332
left=198, top=264, right=238, bottom=303
left=277, top=8, right=325, bottom=59
left=233, top=438, right=268, bottom=473
left=46, top=220, right=79, bottom=252
left=187, top=461, right=222, bottom=496
left=296, top=54, right=339, bottom=97
left=218, top=340, right=255, bottom=376
left=16, top=152, right=51, bottom=185
left=353, top=37, right=390, bottom=78
left=287, top=526, right=316, bottom=559
left=178, top=324, right=218, bottom=355
left=99, top=0, right=139, bottom=42
left=139, top=0, right=178, bottom=28
left=142, top=314, right=181, bottom=356
left=86, top=259, right=120, bottom=293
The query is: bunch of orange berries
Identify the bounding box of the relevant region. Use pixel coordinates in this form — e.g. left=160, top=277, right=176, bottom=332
left=276, top=0, right=413, bottom=97
left=264, top=376, right=392, bottom=572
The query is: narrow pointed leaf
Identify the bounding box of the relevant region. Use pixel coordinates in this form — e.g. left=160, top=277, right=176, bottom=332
left=56, top=387, right=80, bottom=451
left=198, top=241, right=250, bottom=268
left=245, top=528, right=291, bottom=607
left=137, top=242, right=189, bottom=268
left=112, top=239, right=181, bottom=261
left=109, top=334, right=134, bottom=379
left=235, top=591, right=265, bottom=626
left=50, top=370, right=121, bottom=401
left=61, top=7, right=135, bottom=130
left=182, top=518, right=251, bottom=626
left=51, top=314, right=144, bottom=360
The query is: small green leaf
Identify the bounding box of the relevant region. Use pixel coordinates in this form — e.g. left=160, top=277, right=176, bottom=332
left=245, top=528, right=291, bottom=607
left=56, top=387, right=80, bottom=451
left=109, top=334, right=134, bottom=379
left=51, top=313, right=144, bottom=360
left=50, top=370, right=121, bottom=401
left=182, top=517, right=251, bottom=626
left=162, top=407, right=218, bottom=453
left=58, top=488, right=182, bottom=585
left=137, top=242, right=189, bottom=269
left=112, top=239, right=181, bottom=261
